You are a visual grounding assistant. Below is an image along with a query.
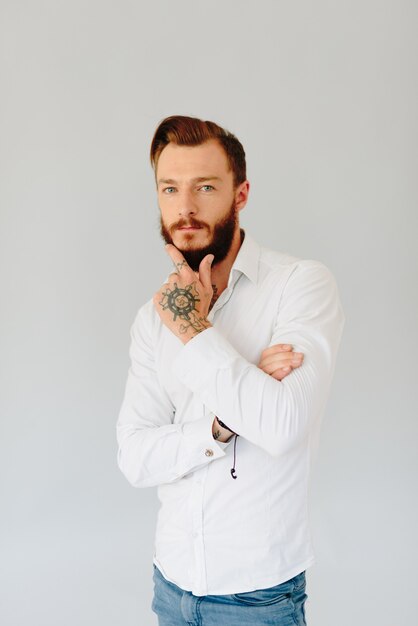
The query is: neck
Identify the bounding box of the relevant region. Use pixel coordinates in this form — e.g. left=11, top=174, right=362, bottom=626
left=210, top=227, right=245, bottom=297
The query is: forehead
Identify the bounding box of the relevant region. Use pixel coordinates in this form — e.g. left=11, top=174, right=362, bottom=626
left=156, top=139, right=232, bottom=181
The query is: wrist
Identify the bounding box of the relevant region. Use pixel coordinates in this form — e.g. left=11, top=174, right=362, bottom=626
left=212, top=417, right=235, bottom=442
left=216, top=417, right=235, bottom=433
left=180, top=320, right=212, bottom=344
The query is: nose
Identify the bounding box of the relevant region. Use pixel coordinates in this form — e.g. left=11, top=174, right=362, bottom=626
left=177, top=189, right=198, bottom=217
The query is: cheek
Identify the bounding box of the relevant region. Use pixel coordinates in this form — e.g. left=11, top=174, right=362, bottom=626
left=159, top=202, right=176, bottom=223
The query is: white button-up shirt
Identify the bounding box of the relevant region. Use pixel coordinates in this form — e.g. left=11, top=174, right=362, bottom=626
left=117, top=230, right=345, bottom=596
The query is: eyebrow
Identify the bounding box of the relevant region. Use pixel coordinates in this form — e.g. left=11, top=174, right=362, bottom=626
left=157, top=176, right=221, bottom=186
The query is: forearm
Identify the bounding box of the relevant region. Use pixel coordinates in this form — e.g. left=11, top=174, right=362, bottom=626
left=117, top=307, right=230, bottom=489
left=174, top=327, right=343, bottom=457
left=175, top=335, right=312, bottom=457
left=117, top=409, right=229, bottom=488
left=173, top=263, right=345, bottom=458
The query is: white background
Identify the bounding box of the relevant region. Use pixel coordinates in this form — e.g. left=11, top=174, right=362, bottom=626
left=1, top=1, right=417, bottom=624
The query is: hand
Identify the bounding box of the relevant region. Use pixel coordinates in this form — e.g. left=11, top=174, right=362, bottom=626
left=258, top=344, right=304, bottom=381
left=153, top=244, right=214, bottom=344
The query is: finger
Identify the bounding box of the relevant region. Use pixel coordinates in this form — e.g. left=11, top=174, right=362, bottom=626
left=259, top=360, right=303, bottom=376
left=259, top=352, right=294, bottom=366
left=259, top=354, right=293, bottom=371
left=167, top=271, right=180, bottom=283
left=165, top=244, right=192, bottom=274
left=270, top=366, right=292, bottom=381
left=259, top=358, right=297, bottom=375
left=198, top=254, right=214, bottom=291
left=258, top=352, right=304, bottom=370
left=260, top=344, right=294, bottom=359
left=259, top=363, right=290, bottom=376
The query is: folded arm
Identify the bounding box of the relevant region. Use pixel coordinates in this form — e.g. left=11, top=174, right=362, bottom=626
left=173, top=261, right=345, bottom=458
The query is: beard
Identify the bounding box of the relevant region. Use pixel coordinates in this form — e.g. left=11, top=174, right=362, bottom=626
left=159, top=199, right=238, bottom=272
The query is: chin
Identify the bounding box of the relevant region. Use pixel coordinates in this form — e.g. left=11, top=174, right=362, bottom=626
left=175, top=232, right=209, bottom=249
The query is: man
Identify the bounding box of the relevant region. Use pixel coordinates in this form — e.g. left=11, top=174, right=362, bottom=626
left=117, top=115, right=345, bottom=626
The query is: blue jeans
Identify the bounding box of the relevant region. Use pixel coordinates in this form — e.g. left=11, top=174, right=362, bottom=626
left=151, top=564, right=308, bottom=625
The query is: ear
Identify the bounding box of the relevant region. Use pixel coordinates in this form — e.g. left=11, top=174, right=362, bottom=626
left=234, top=180, right=250, bottom=211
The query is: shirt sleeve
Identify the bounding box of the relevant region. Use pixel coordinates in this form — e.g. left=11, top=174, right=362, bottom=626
left=116, top=306, right=231, bottom=488
left=173, top=260, right=345, bottom=458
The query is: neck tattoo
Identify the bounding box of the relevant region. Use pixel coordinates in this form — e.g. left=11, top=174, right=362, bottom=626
left=209, top=284, right=219, bottom=312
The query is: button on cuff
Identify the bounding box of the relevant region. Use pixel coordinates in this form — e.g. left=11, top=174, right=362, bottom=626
left=181, top=414, right=227, bottom=459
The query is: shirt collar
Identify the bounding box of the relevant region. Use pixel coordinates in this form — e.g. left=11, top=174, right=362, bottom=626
left=229, top=229, right=260, bottom=285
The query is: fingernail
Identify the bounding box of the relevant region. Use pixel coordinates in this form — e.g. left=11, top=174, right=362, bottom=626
left=208, top=255, right=214, bottom=264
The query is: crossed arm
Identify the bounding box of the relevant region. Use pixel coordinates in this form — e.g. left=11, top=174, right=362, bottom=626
left=116, top=316, right=304, bottom=488
left=152, top=244, right=303, bottom=444
left=117, top=247, right=344, bottom=487
left=212, top=343, right=303, bottom=442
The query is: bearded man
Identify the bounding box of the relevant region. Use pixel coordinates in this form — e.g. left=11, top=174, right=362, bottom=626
left=117, top=115, right=345, bottom=626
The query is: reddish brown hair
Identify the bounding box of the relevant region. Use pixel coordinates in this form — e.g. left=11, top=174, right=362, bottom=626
left=150, top=115, right=247, bottom=188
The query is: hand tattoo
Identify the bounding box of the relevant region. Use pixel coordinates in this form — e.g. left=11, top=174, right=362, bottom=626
left=159, top=282, right=199, bottom=321
left=158, top=281, right=211, bottom=335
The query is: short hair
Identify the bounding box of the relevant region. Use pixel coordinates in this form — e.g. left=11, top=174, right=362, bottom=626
left=150, top=115, right=246, bottom=188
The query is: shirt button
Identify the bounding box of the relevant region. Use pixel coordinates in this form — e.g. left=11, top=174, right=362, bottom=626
left=204, top=448, right=214, bottom=457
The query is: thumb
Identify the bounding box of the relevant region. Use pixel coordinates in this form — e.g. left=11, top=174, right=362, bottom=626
left=199, top=254, right=214, bottom=290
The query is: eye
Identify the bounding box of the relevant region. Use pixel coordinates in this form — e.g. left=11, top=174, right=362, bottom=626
left=163, top=186, right=176, bottom=194
left=199, top=185, right=215, bottom=192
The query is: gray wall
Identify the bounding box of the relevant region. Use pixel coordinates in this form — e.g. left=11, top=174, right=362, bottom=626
left=1, top=1, right=417, bottom=625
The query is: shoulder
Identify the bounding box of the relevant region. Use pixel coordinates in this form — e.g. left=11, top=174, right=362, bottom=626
left=258, top=244, right=337, bottom=290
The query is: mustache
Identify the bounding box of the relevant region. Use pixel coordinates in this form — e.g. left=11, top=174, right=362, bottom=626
left=172, top=218, right=207, bottom=230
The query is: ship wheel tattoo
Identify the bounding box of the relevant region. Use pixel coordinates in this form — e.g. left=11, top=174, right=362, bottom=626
left=158, top=282, right=209, bottom=334
left=159, top=282, right=200, bottom=321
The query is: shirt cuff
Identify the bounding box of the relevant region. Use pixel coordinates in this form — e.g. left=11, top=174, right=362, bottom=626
left=181, top=411, right=232, bottom=457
